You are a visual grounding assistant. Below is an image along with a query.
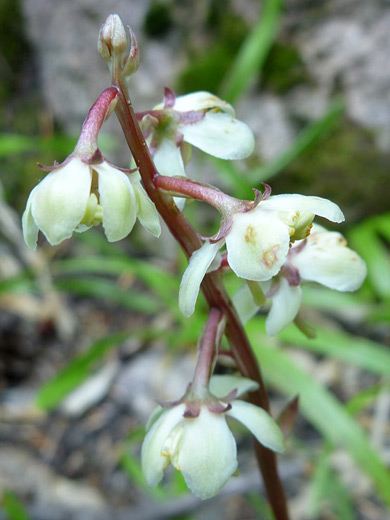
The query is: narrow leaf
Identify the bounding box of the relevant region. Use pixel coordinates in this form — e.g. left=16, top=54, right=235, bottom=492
left=248, top=323, right=390, bottom=506
left=221, top=0, right=283, bottom=103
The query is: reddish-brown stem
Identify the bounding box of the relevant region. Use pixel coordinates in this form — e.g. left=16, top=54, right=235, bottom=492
left=113, top=83, right=289, bottom=520
left=75, top=87, right=118, bottom=158
left=154, top=174, right=244, bottom=213
left=192, top=307, right=223, bottom=392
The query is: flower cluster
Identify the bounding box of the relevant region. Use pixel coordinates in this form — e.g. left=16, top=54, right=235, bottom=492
left=140, top=89, right=255, bottom=180
left=23, top=156, right=161, bottom=250
left=179, top=192, right=347, bottom=317
left=233, top=224, right=367, bottom=335
left=21, top=14, right=368, bottom=506
left=141, top=375, right=284, bottom=499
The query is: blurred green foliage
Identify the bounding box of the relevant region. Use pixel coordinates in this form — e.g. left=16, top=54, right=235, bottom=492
left=1, top=491, right=31, bottom=520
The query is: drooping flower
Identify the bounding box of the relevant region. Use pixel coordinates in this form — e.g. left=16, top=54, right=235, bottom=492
left=140, top=89, right=256, bottom=180
left=141, top=375, right=284, bottom=500
left=22, top=156, right=160, bottom=250
left=234, top=224, right=367, bottom=336
left=179, top=194, right=345, bottom=316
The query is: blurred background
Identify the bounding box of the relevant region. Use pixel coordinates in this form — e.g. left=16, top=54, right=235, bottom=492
left=0, top=1, right=389, bottom=519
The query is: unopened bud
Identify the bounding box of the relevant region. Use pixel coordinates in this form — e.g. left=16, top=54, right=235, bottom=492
left=122, top=27, right=140, bottom=77
left=98, top=14, right=127, bottom=60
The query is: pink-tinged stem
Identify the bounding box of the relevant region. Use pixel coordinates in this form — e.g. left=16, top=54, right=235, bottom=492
left=112, top=80, right=290, bottom=519
left=74, top=87, right=119, bottom=159
left=191, top=307, right=223, bottom=393
left=154, top=174, right=244, bottom=213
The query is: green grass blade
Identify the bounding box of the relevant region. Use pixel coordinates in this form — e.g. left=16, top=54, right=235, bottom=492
left=55, top=277, right=159, bottom=314
left=211, top=98, right=344, bottom=197
left=275, top=323, right=390, bottom=376
left=346, top=384, right=389, bottom=416
left=0, top=134, right=37, bottom=157
left=246, top=97, right=344, bottom=183
left=120, top=451, right=167, bottom=501
left=53, top=256, right=179, bottom=315
left=1, top=491, right=31, bottom=520
left=348, top=218, right=390, bottom=301
left=221, top=0, right=283, bottom=103
left=36, top=328, right=158, bottom=410
left=309, top=452, right=358, bottom=520
left=248, top=324, right=390, bottom=506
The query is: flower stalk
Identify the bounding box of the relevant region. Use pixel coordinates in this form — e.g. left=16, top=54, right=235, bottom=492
left=154, top=174, right=246, bottom=214
left=74, top=87, right=119, bottom=159
left=111, top=59, right=290, bottom=520
left=191, top=307, right=223, bottom=395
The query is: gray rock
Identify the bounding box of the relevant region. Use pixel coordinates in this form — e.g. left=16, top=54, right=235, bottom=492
left=0, top=446, right=107, bottom=510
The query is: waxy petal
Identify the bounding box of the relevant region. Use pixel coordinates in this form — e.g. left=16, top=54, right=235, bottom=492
left=141, top=404, right=186, bottom=488
left=167, top=91, right=235, bottom=116
left=232, top=284, right=258, bottom=325
left=291, top=228, right=367, bottom=291
left=266, top=278, right=303, bottom=336
left=181, top=112, right=255, bottom=160
left=22, top=186, right=40, bottom=250
left=261, top=194, right=345, bottom=223
left=226, top=211, right=291, bottom=281
left=153, top=138, right=186, bottom=178
left=179, top=240, right=224, bottom=317
left=175, top=408, right=237, bottom=499
left=209, top=374, right=259, bottom=399
left=130, top=174, right=161, bottom=237
left=153, top=138, right=186, bottom=210
left=227, top=400, right=284, bottom=453
left=96, top=163, right=137, bottom=242
left=30, top=158, right=91, bottom=246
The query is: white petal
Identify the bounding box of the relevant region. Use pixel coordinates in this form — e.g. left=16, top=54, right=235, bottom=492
left=152, top=139, right=186, bottom=210
left=96, top=162, right=137, bottom=242
left=291, top=229, right=367, bottom=291
left=173, top=91, right=235, bottom=115
left=266, top=278, right=303, bottom=336
left=179, top=240, right=223, bottom=317
left=145, top=405, right=164, bottom=432
left=209, top=374, right=259, bottom=399
left=227, top=400, right=284, bottom=453
left=153, top=138, right=186, bottom=177
left=129, top=174, right=161, bottom=237
left=175, top=408, right=237, bottom=499
left=232, top=283, right=258, bottom=325
left=261, top=194, right=345, bottom=223
left=22, top=186, right=40, bottom=250
left=226, top=210, right=291, bottom=281
left=181, top=112, right=255, bottom=160
left=31, top=158, right=91, bottom=245
left=141, top=404, right=186, bottom=488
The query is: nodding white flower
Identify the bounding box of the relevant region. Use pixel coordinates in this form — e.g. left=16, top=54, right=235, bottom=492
left=22, top=156, right=160, bottom=250
left=179, top=194, right=345, bottom=317
left=141, top=89, right=255, bottom=180
left=141, top=375, right=284, bottom=500
left=234, top=224, right=367, bottom=336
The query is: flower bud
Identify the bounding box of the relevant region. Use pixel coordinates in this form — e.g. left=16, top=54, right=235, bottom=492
left=98, top=14, right=127, bottom=60
left=122, top=27, right=140, bottom=77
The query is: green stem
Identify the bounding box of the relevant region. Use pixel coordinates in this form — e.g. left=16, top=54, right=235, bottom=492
left=113, top=81, right=289, bottom=520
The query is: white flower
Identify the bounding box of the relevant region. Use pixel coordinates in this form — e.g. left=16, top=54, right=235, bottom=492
left=146, top=90, right=255, bottom=180
left=141, top=375, right=284, bottom=500
left=179, top=194, right=344, bottom=316
left=22, top=156, right=160, bottom=250
left=234, top=224, right=367, bottom=336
